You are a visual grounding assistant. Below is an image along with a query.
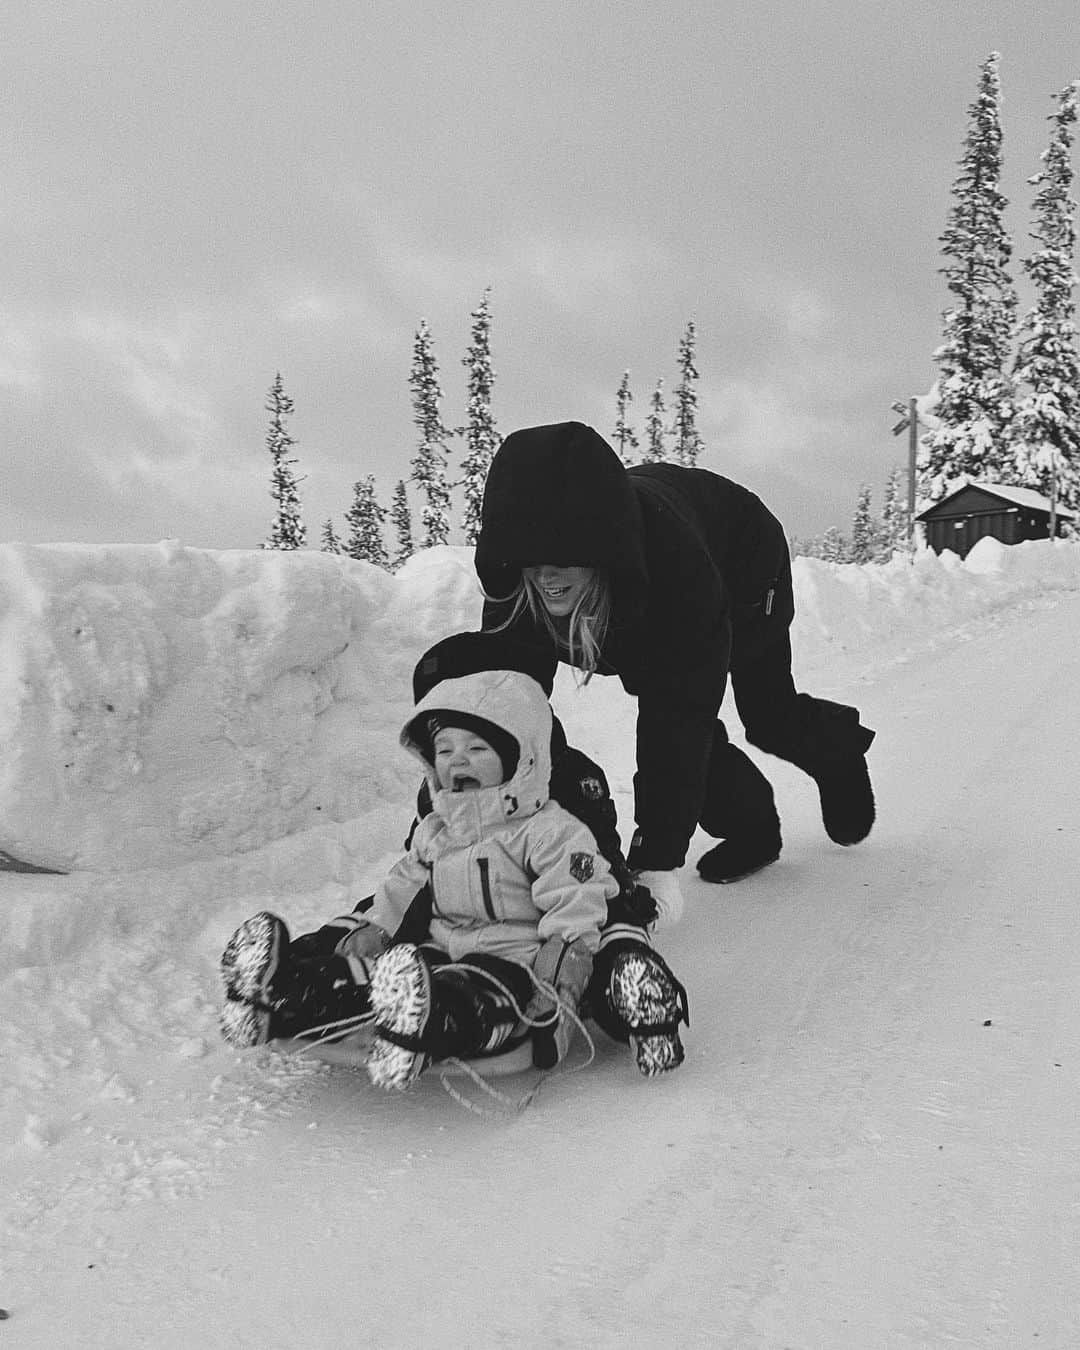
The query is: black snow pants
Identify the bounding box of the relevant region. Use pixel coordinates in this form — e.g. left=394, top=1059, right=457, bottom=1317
left=699, top=505, right=874, bottom=841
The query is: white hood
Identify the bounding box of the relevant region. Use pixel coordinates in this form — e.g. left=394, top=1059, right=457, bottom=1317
left=401, top=668, right=553, bottom=821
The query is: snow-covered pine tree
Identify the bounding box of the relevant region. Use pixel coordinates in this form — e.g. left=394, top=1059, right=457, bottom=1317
left=673, top=320, right=704, bottom=466
left=922, top=52, right=1018, bottom=501
left=644, top=378, right=668, bottom=462
left=408, top=320, right=452, bottom=548
left=344, top=476, right=390, bottom=569
left=791, top=533, right=826, bottom=559
left=262, top=373, right=307, bottom=550
left=1010, top=81, right=1080, bottom=521
left=879, top=464, right=909, bottom=556
left=390, top=479, right=414, bottom=571
left=612, top=370, right=639, bottom=464
left=820, top=525, right=850, bottom=563
left=460, top=289, right=499, bottom=545
left=320, top=519, right=343, bottom=554
left=850, top=485, right=876, bottom=564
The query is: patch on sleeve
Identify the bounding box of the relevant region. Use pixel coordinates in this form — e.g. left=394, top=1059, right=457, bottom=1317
left=569, top=851, right=595, bottom=883
left=579, top=776, right=605, bottom=802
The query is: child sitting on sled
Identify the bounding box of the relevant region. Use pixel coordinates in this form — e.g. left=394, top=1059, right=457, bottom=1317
left=220, top=640, right=688, bottom=1085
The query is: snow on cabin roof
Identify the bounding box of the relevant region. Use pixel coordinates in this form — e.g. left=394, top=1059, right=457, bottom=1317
left=971, top=482, right=1076, bottom=517
left=918, top=480, right=1076, bottom=520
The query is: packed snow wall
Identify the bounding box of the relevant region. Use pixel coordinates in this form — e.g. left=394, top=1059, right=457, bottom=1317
left=1, top=534, right=1078, bottom=872
left=0, top=542, right=483, bottom=870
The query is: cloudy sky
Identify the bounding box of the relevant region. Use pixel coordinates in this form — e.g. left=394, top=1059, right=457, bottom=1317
left=4, top=0, right=1079, bottom=549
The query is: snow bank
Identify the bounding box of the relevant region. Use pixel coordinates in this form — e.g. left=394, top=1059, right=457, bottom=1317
left=1, top=536, right=1078, bottom=872
left=0, top=542, right=483, bottom=870
left=790, top=536, right=1080, bottom=679
left=3, top=532, right=1080, bottom=1346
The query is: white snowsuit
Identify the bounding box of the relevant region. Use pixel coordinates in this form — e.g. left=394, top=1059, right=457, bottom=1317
left=363, top=669, right=617, bottom=965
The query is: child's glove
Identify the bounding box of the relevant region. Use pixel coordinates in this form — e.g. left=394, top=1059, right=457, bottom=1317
left=525, top=935, right=595, bottom=1070
left=339, top=920, right=391, bottom=964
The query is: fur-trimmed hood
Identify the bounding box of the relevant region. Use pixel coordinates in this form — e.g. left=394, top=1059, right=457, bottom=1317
left=400, top=668, right=552, bottom=823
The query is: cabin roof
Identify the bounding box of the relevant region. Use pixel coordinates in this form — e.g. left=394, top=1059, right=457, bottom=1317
left=916, top=480, right=1076, bottom=521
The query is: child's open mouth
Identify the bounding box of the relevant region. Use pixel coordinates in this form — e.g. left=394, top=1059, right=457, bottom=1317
left=451, top=774, right=481, bottom=792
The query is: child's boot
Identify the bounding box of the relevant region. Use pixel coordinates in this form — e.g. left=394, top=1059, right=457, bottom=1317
left=219, top=911, right=373, bottom=1048
left=367, top=944, right=435, bottom=1090
left=608, top=941, right=690, bottom=1077
left=366, top=945, right=522, bottom=1091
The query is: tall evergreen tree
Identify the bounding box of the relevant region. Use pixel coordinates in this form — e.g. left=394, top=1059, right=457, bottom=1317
left=408, top=320, right=452, bottom=548
left=320, top=519, right=343, bottom=554
left=390, top=479, right=415, bottom=571
left=460, top=288, right=499, bottom=545
left=612, top=369, right=639, bottom=464
left=850, top=485, right=876, bottom=564
left=922, top=52, right=1018, bottom=500
left=1010, top=81, right=1080, bottom=519
left=673, top=320, right=704, bottom=466
left=262, top=372, right=306, bottom=550
left=644, top=378, right=668, bottom=463
left=344, top=476, right=389, bottom=569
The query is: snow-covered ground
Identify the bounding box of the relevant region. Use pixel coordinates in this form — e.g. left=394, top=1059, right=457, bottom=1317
left=2, top=536, right=1079, bottom=1348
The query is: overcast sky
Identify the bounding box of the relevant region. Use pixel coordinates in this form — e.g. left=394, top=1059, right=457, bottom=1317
left=4, top=0, right=1079, bottom=549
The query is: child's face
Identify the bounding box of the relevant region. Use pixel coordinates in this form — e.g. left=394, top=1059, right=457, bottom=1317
left=432, top=726, right=505, bottom=792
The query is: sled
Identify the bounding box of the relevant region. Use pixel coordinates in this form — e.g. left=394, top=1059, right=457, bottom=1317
left=0, top=849, right=67, bottom=875
left=277, top=1027, right=537, bottom=1078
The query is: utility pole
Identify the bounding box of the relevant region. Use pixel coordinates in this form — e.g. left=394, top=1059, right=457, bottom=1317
left=890, top=398, right=921, bottom=542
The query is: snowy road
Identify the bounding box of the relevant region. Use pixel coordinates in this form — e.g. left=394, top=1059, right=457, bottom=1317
left=4, top=585, right=1079, bottom=1349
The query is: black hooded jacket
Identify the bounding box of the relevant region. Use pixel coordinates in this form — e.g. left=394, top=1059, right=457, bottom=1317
left=475, top=422, right=783, bottom=871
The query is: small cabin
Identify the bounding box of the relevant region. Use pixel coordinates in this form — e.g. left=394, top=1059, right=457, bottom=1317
left=914, top=481, right=1075, bottom=559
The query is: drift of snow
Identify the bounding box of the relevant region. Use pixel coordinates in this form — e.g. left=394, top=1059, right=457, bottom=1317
left=4, top=535, right=1078, bottom=874
left=2, top=535, right=1079, bottom=1348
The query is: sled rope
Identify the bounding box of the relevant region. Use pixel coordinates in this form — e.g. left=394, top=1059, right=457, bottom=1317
left=285, top=1010, right=375, bottom=1057
left=276, top=957, right=595, bottom=1118
left=434, top=958, right=596, bottom=1118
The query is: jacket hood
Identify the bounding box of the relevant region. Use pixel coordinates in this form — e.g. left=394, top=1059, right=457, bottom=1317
left=474, top=422, right=650, bottom=626
left=401, top=668, right=553, bottom=821
left=411, top=630, right=556, bottom=702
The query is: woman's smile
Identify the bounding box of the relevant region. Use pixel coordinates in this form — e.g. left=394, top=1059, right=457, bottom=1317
left=525, top=564, right=594, bottom=616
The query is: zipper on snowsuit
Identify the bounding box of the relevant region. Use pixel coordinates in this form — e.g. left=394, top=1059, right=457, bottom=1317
left=476, top=857, right=496, bottom=919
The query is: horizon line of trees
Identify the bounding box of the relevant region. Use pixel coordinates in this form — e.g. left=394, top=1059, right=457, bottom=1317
left=261, top=301, right=708, bottom=567
left=792, top=468, right=911, bottom=563
left=262, top=54, right=1080, bottom=568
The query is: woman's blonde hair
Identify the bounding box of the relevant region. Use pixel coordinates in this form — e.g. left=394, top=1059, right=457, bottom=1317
left=487, top=568, right=612, bottom=684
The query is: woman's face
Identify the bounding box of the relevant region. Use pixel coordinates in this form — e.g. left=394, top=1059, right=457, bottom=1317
left=524, top=564, right=595, bottom=617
